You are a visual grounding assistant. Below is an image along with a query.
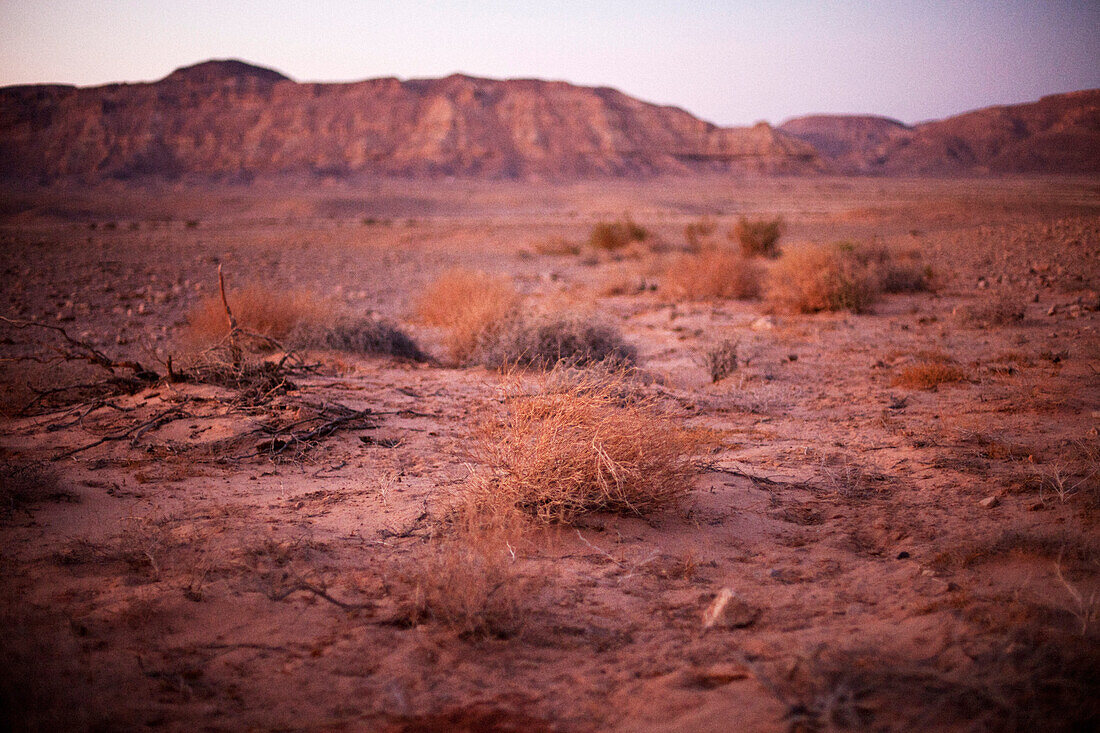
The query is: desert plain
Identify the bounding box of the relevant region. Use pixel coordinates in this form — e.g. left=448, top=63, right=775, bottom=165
left=1, top=175, right=1098, bottom=731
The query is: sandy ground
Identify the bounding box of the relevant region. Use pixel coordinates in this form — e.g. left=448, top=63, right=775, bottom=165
left=1, top=176, right=1098, bottom=731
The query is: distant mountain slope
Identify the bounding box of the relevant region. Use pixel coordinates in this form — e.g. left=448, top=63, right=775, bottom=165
left=2, top=61, right=1096, bottom=182
left=780, top=90, right=1100, bottom=174
left=0, top=60, right=818, bottom=183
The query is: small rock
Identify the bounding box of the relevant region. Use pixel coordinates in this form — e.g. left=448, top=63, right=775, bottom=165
left=977, top=278, right=989, bottom=289
left=750, top=316, right=775, bottom=331
left=702, top=588, right=761, bottom=630
left=684, top=663, right=751, bottom=689
left=979, top=495, right=999, bottom=508
left=1047, top=305, right=1058, bottom=316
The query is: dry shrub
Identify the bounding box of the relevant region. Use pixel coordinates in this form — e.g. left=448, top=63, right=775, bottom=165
left=0, top=460, right=74, bottom=516
left=477, top=313, right=636, bottom=371
left=588, top=217, right=648, bottom=251
left=732, top=216, right=783, bottom=258
left=893, top=361, right=967, bottom=390
left=185, top=285, right=328, bottom=347
left=662, top=249, right=764, bottom=300
left=957, top=294, right=1026, bottom=327
left=391, top=511, right=532, bottom=639
left=533, top=236, right=580, bottom=256
left=290, top=317, right=427, bottom=361
left=684, top=217, right=718, bottom=251
left=764, top=242, right=880, bottom=313
left=416, top=268, right=520, bottom=363
left=599, top=267, right=649, bottom=296
left=873, top=250, right=932, bottom=294
left=469, top=370, right=701, bottom=523
left=698, top=338, right=739, bottom=383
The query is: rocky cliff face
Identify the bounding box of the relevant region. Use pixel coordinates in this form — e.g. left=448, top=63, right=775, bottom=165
left=780, top=90, right=1100, bottom=174
left=3, top=60, right=1096, bottom=183
left=0, top=60, right=818, bottom=183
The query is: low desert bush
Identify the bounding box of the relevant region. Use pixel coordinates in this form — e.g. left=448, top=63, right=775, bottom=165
left=392, top=528, right=530, bottom=639
left=588, top=216, right=648, bottom=251
left=842, top=242, right=932, bottom=293
left=477, top=313, right=636, bottom=370
left=185, top=286, right=425, bottom=359
left=290, top=317, right=428, bottom=361
left=185, top=285, right=328, bottom=347
left=684, top=217, right=718, bottom=251
left=698, top=338, right=739, bottom=383
left=662, top=249, right=764, bottom=300
left=957, top=294, right=1026, bottom=327
left=764, top=242, right=880, bottom=313
left=469, top=370, right=701, bottom=523
left=533, top=236, right=581, bottom=256
left=893, top=360, right=967, bottom=390
left=0, top=460, right=73, bottom=516
left=416, top=268, right=521, bottom=363
left=732, top=216, right=783, bottom=258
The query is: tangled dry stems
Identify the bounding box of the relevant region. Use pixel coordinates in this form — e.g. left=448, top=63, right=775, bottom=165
left=416, top=268, right=521, bottom=363
left=893, top=361, right=967, bottom=390
left=468, top=370, right=701, bottom=523
left=185, top=285, right=328, bottom=347
left=733, top=216, right=783, bottom=258
left=662, top=248, right=764, bottom=300
left=187, top=286, right=424, bottom=360
left=477, top=313, right=637, bottom=370
left=588, top=217, right=648, bottom=251
left=764, top=242, right=881, bottom=313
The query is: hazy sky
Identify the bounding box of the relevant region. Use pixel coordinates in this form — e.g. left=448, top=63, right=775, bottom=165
left=1, top=1, right=1097, bottom=126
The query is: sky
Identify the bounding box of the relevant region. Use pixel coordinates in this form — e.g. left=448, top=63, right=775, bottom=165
left=1, top=1, right=1097, bottom=126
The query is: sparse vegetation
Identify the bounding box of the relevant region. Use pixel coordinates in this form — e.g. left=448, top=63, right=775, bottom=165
left=684, top=217, right=718, bottom=251
left=764, top=242, right=880, bottom=313
left=476, top=313, right=636, bottom=370
left=416, top=268, right=521, bottom=363
left=732, top=216, right=783, bottom=258
left=957, top=294, right=1026, bottom=326
left=0, top=460, right=73, bottom=516
left=698, top=338, right=739, bottom=383
left=469, top=370, right=701, bottom=523
left=290, top=317, right=428, bottom=361
left=588, top=216, right=648, bottom=251
left=533, top=236, right=581, bottom=256
left=662, top=249, right=764, bottom=300
left=185, top=285, right=329, bottom=347
left=893, top=360, right=967, bottom=390
left=391, top=526, right=531, bottom=639
left=186, top=285, right=424, bottom=359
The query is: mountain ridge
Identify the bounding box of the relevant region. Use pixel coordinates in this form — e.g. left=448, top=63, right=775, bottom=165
left=0, top=60, right=1096, bottom=183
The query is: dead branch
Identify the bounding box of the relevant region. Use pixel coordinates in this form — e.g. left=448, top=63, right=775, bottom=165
left=0, top=316, right=156, bottom=379
left=54, top=406, right=192, bottom=460
left=218, top=264, right=242, bottom=368
left=266, top=580, right=374, bottom=610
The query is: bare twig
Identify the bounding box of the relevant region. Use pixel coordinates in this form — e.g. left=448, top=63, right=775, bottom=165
left=54, top=406, right=191, bottom=459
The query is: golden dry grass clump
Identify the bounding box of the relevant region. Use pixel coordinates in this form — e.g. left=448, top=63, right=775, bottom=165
left=662, top=248, right=764, bottom=300
left=469, top=371, right=702, bottom=523
left=732, top=216, right=783, bottom=258
left=393, top=529, right=530, bottom=639
left=416, top=268, right=521, bottom=363
left=588, top=216, right=648, bottom=251
left=185, top=285, right=328, bottom=347
left=764, top=242, right=880, bottom=313
left=184, top=284, right=426, bottom=360
left=893, top=361, right=967, bottom=390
